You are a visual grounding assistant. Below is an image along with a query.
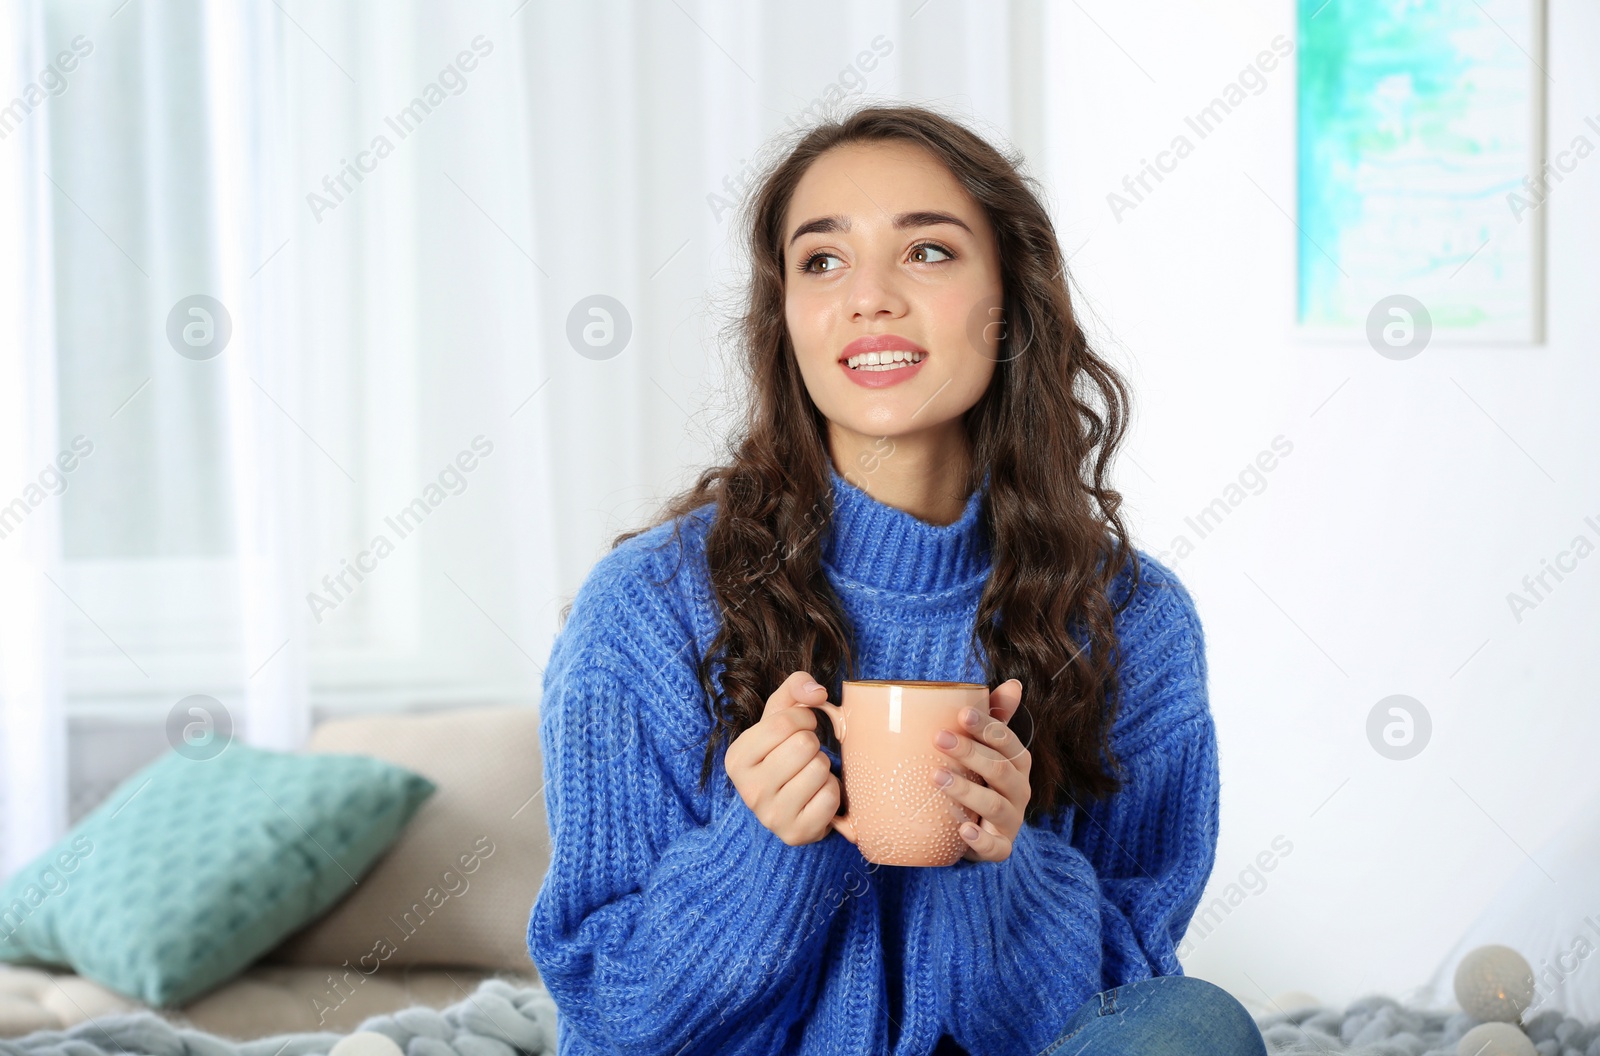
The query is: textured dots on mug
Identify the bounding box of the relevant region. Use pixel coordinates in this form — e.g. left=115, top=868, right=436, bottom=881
left=846, top=754, right=976, bottom=864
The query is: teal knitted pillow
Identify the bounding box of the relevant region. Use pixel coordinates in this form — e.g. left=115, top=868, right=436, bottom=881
left=0, top=742, right=435, bottom=1007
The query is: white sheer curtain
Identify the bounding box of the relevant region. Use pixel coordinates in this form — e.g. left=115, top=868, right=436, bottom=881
left=1, top=0, right=69, bottom=876
left=0, top=0, right=1041, bottom=876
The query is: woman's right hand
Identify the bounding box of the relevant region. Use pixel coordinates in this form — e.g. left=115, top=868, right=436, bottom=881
left=726, top=670, right=842, bottom=846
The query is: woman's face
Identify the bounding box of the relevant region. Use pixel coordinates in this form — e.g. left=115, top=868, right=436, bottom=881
left=783, top=140, right=1004, bottom=462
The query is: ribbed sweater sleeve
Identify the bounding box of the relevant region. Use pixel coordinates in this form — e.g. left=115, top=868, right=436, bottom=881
left=919, top=566, right=1221, bottom=1056
left=525, top=546, right=863, bottom=1054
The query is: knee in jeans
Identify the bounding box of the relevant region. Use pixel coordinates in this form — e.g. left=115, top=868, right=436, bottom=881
left=1166, top=976, right=1263, bottom=1047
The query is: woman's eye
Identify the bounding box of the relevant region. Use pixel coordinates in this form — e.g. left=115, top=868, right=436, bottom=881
left=799, top=251, right=843, bottom=274
left=911, top=242, right=954, bottom=264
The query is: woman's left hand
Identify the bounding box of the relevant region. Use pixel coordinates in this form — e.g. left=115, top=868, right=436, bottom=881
left=930, top=678, right=1031, bottom=863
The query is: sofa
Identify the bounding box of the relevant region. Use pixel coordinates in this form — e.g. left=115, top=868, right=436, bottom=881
left=0, top=704, right=549, bottom=1039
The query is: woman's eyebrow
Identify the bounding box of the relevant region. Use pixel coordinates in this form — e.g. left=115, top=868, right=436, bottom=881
left=788, top=210, right=973, bottom=248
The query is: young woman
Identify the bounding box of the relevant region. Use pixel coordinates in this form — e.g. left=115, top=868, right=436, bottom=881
left=526, top=105, right=1267, bottom=1056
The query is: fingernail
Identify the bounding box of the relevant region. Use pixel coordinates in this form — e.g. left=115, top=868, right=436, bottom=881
left=802, top=681, right=823, bottom=694
left=935, top=730, right=957, bottom=749
left=933, top=769, right=953, bottom=787
left=960, top=822, right=979, bottom=840
left=963, top=708, right=982, bottom=727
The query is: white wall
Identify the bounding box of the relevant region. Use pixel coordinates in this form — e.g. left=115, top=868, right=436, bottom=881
left=1040, top=0, right=1600, bottom=1009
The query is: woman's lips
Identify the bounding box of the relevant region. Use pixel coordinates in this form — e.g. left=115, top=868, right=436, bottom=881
left=839, top=354, right=927, bottom=389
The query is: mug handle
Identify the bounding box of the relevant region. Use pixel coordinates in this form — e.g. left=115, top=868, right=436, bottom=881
left=806, top=700, right=856, bottom=846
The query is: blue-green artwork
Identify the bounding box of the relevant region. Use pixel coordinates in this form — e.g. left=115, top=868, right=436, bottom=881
left=1297, top=0, right=1544, bottom=341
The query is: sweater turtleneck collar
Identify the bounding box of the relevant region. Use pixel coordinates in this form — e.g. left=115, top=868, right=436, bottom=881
left=820, top=463, right=991, bottom=595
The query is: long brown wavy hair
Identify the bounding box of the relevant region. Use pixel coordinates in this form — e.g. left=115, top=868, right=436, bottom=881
left=570, top=103, right=1141, bottom=825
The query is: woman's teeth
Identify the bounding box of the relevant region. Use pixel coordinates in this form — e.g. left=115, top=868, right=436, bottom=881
left=845, top=349, right=926, bottom=371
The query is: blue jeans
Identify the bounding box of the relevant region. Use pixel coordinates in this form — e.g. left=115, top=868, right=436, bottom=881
left=931, top=975, right=1267, bottom=1055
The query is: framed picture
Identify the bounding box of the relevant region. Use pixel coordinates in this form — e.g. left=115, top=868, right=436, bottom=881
left=1296, top=0, right=1546, bottom=345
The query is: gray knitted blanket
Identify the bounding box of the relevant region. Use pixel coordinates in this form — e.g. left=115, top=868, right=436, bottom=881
left=0, top=978, right=559, bottom=1056
left=7, top=982, right=1597, bottom=1056
left=1257, top=995, right=1600, bottom=1055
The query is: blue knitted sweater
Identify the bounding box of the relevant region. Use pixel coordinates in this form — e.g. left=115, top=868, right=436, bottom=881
left=526, top=464, right=1221, bottom=1056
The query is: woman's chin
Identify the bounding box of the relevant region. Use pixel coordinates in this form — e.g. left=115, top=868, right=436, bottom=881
left=827, top=413, right=953, bottom=451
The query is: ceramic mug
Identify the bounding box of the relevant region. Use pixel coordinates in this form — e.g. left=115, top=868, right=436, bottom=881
left=807, top=679, right=990, bottom=867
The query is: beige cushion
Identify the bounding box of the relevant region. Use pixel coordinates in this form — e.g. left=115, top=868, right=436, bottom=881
left=0, top=965, right=139, bottom=1037
left=267, top=705, right=548, bottom=974
left=0, top=963, right=533, bottom=1039
left=174, top=965, right=534, bottom=1037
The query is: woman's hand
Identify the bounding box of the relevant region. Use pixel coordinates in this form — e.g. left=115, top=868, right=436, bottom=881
left=930, top=678, right=1031, bottom=863
left=727, top=671, right=842, bottom=846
